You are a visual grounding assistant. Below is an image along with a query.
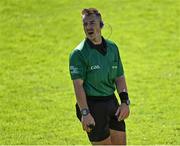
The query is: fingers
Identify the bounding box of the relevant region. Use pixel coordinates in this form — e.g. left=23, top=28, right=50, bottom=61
left=118, top=108, right=130, bottom=121
left=88, top=124, right=95, bottom=130
left=87, top=120, right=95, bottom=133
left=82, top=122, right=92, bottom=132
left=81, top=115, right=95, bottom=133
left=83, top=123, right=95, bottom=133
left=115, top=107, right=120, bottom=116
left=82, top=123, right=91, bottom=132
left=118, top=111, right=127, bottom=121
left=87, top=124, right=95, bottom=133
left=82, top=122, right=86, bottom=131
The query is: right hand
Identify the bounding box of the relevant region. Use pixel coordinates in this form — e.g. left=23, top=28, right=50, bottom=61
left=81, top=113, right=95, bottom=133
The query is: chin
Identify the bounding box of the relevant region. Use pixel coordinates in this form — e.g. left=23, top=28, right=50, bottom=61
left=87, top=36, right=94, bottom=41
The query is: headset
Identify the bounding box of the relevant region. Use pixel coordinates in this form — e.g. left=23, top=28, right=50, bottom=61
left=100, top=20, right=104, bottom=28
left=96, top=12, right=104, bottom=28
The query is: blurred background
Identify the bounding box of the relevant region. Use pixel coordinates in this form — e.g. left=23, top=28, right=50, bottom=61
left=0, top=0, right=179, bottom=144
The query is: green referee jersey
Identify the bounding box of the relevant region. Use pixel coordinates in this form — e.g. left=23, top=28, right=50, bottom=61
left=69, top=37, right=124, bottom=96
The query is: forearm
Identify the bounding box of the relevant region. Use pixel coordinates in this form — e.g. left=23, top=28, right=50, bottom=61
left=115, top=76, right=130, bottom=121
left=115, top=75, right=128, bottom=94
left=73, top=79, right=89, bottom=110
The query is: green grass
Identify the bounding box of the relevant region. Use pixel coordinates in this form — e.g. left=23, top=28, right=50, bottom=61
left=0, top=0, right=179, bottom=144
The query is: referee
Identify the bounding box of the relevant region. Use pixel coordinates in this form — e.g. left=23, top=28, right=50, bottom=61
left=69, top=8, right=130, bottom=145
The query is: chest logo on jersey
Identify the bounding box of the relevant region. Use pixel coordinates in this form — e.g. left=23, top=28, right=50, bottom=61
left=112, top=65, right=117, bottom=69
left=90, top=65, right=100, bottom=70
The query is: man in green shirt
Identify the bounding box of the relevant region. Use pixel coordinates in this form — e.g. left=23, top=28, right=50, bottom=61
left=69, top=8, right=130, bottom=145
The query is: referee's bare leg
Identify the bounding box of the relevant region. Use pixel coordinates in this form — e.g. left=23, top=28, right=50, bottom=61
left=91, top=130, right=126, bottom=145
left=91, top=136, right=111, bottom=145
left=110, top=129, right=126, bottom=145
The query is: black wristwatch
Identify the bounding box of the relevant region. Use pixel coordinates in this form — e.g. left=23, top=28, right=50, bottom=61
left=119, top=92, right=130, bottom=106
left=81, top=108, right=90, bottom=116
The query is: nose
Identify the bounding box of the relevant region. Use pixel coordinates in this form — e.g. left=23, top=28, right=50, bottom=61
left=86, top=23, right=92, bottom=29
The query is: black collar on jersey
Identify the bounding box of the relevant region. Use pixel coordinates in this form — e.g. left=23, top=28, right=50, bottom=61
left=86, top=36, right=107, bottom=55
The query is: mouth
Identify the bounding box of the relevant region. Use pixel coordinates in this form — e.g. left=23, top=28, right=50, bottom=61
left=87, top=31, right=94, bottom=36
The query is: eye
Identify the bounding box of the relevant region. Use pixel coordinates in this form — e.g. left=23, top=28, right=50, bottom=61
left=90, top=21, right=95, bottom=25
left=83, top=22, right=88, bottom=26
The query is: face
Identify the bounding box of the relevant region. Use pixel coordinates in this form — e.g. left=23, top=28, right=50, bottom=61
left=83, top=14, right=101, bottom=42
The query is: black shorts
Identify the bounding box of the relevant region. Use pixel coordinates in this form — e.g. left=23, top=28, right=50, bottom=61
left=75, top=94, right=126, bottom=142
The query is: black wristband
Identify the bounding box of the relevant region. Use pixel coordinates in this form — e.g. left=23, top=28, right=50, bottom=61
left=119, top=92, right=129, bottom=103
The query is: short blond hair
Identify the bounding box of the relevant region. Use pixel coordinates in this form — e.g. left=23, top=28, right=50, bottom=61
left=81, top=8, right=102, bottom=20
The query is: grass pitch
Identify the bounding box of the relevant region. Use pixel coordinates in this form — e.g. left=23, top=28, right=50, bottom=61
left=0, top=0, right=179, bottom=144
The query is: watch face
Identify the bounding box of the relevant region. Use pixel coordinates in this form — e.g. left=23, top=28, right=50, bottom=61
left=82, top=110, right=87, bottom=115
left=81, top=109, right=89, bottom=116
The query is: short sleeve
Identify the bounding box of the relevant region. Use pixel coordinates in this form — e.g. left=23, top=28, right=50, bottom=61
left=115, top=45, right=124, bottom=77
left=69, top=50, right=86, bottom=80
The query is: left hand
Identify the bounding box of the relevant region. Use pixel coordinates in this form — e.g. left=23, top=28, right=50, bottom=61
left=115, top=103, right=130, bottom=121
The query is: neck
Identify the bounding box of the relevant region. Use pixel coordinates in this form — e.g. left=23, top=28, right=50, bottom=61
left=91, top=36, right=102, bottom=45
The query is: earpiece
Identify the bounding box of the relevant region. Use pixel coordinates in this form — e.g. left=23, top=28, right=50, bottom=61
left=100, top=21, right=104, bottom=28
